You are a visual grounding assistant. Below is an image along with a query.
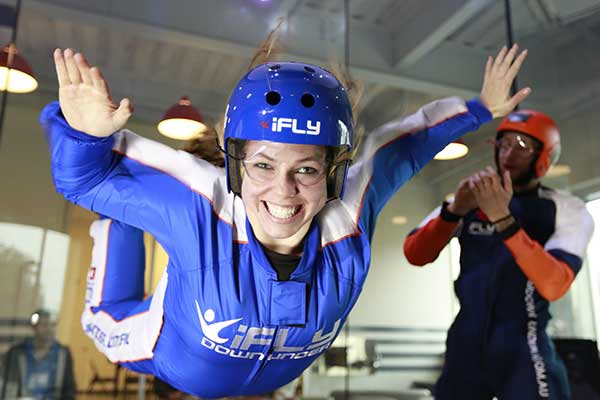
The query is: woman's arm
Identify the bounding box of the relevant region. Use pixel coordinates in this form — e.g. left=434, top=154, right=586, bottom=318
left=344, top=45, right=530, bottom=239
left=41, top=49, right=228, bottom=256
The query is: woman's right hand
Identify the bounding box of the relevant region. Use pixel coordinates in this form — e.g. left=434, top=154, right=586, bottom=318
left=54, top=48, right=133, bottom=137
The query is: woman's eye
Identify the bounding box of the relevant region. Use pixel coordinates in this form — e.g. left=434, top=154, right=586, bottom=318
left=297, top=166, right=318, bottom=175
left=254, top=162, right=273, bottom=170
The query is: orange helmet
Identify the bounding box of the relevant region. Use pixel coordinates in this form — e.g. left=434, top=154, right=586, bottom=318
left=496, top=110, right=561, bottom=178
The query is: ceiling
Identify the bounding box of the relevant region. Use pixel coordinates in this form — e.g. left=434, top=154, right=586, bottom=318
left=2, top=0, right=600, bottom=191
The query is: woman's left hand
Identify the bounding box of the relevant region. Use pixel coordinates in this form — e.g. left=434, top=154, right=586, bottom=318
left=479, top=44, right=531, bottom=119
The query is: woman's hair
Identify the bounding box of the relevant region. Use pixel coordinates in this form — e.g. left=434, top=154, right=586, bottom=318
left=247, top=18, right=286, bottom=71
left=182, top=125, right=225, bottom=167
left=326, top=62, right=365, bottom=162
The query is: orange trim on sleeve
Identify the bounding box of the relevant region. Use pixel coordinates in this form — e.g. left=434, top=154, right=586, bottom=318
left=403, top=215, right=458, bottom=266
left=503, top=229, right=575, bottom=301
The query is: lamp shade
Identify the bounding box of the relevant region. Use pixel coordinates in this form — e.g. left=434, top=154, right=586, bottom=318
left=0, top=44, right=38, bottom=93
left=157, top=96, right=208, bottom=140
left=434, top=139, right=469, bottom=160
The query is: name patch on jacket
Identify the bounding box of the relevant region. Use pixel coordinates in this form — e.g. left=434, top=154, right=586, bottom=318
left=468, top=221, right=495, bottom=236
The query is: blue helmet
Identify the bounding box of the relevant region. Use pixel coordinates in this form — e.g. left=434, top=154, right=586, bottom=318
left=222, top=61, right=354, bottom=199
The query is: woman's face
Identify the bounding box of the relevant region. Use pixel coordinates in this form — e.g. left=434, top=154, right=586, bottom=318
left=240, top=140, right=328, bottom=253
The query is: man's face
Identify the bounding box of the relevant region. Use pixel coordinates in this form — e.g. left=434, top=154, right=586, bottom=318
left=496, top=131, right=540, bottom=185
left=33, top=315, right=55, bottom=345
left=240, top=140, right=328, bottom=250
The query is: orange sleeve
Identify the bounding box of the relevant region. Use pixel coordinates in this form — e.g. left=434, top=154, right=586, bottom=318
left=404, top=215, right=458, bottom=266
left=504, top=229, right=575, bottom=301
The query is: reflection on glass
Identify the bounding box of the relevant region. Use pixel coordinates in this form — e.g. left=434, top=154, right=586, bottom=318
left=0, top=222, right=70, bottom=355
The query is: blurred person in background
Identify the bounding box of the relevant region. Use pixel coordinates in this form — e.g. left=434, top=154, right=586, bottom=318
left=1, top=309, right=76, bottom=399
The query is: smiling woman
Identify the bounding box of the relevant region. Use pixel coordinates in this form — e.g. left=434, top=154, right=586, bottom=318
left=38, top=42, right=528, bottom=397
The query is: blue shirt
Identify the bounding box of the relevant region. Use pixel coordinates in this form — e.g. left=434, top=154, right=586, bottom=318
left=23, top=340, right=61, bottom=398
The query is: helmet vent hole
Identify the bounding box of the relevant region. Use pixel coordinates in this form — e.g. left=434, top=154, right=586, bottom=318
left=268, top=64, right=281, bottom=71
left=304, top=66, right=315, bottom=73
left=301, top=93, right=315, bottom=108
left=266, top=91, right=281, bottom=105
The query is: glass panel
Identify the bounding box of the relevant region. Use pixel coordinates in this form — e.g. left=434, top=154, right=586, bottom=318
left=0, top=222, right=44, bottom=323
left=39, top=230, right=70, bottom=314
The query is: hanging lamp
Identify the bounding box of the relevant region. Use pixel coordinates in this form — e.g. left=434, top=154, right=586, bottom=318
left=434, top=139, right=469, bottom=160
left=0, top=43, right=38, bottom=93
left=157, top=96, right=208, bottom=140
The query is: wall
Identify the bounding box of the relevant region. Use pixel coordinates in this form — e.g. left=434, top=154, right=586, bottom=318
left=350, top=174, right=455, bottom=328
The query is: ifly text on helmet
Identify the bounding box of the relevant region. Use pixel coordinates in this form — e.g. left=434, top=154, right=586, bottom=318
left=271, top=117, right=321, bottom=135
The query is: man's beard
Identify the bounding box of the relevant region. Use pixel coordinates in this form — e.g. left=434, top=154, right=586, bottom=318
left=510, top=161, right=537, bottom=186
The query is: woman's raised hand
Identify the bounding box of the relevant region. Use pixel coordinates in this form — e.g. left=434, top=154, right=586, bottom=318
left=54, top=48, right=132, bottom=137
left=479, top=44, right=531, bottom=119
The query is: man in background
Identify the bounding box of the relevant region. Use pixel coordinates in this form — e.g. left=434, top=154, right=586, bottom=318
left=1, top=309, right=76, bottom=399
left=404, top=110, right=594, bottom=399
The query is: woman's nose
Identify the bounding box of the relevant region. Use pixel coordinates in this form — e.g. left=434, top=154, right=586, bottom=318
left=274, top=169, right=298, bottom=196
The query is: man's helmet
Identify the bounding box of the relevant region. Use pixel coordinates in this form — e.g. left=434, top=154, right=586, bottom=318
left=222, top=62, right=354, bottom=198
left=496, top=109, right=561, bottom=178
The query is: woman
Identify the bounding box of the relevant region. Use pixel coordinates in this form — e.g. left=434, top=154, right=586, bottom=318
left=41, top=45, right=529, bottom=397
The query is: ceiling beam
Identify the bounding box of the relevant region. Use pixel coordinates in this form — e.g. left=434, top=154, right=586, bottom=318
left=394, top=0, right=493, bottom=68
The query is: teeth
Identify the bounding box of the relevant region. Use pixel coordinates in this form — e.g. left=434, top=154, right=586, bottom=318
left=266, top=202, right=300, bottom=219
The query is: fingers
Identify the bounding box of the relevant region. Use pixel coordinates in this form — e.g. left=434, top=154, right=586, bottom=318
left=468, top=177, right=476, bottom=192
left=505, top=49, right=528, bottom=82
left=493, top=46, right=508, bottom=69
left=502, top=170, right=512, bottom=193
left=478, top=170, right=493, bottom=184
left=485, top=166, right=502, bottom=191
left=113, top=98, right=133, bottom=128
left=63, top=48, right=82, bottom=85
left=457, top=177, right=471, bottom=191
left=469, top=169, right=497, bottom=192
left=484, top=56, right=492, bottom=81
left=469, top=173, right=485, bottom=193
left=468, top=176, right=481, bottom=196
left=481, top=173, right=493, bottom=189
left=90, top=66, right=110, bottom=98
left=54, top=48, right=69, bottom=87
left=507, top=87, right=532, bottom=110
left=497, top=44, right=519, bottom=76
left=55, top=48, right=101, bottom=89
left=74, top=52, right=93, bottom=85
left=490, top=44, right=527, bottom=79
left=485, top=166, right=498, bottom=179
